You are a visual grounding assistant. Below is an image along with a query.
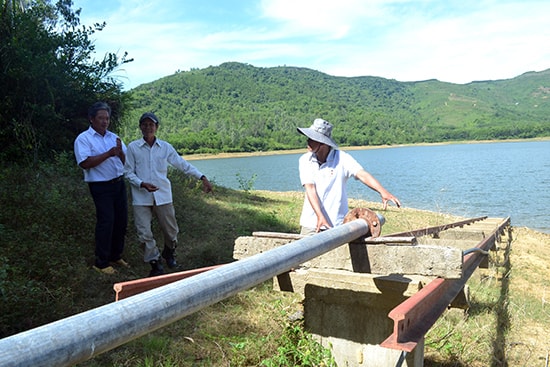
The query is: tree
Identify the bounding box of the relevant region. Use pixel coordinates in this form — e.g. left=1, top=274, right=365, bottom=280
left=0, top=0, right=132, bottom=163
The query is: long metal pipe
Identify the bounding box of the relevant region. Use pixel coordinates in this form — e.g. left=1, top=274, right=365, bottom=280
left=0, top=219, right=370, bottom=367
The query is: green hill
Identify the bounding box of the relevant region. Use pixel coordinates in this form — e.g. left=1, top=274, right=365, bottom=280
left=122, top=63, right=550, bottom=154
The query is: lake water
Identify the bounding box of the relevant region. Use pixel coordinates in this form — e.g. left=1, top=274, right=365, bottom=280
left=191, top=141, right=550, bottom=234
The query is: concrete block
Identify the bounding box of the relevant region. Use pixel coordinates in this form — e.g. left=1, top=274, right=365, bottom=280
left=234, top=236, right=464, bottom=278
left=273, top=268, right=428, bottom=299
left=233, top=236, right=293, bottom=259
left=417, top=238, right=480, bottom=250
left=436, top=229, right=488, bottom=241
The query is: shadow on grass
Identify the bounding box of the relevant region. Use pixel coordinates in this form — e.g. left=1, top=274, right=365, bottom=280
left=491, top=227, right=512, bottom=367
left=424, top=358, right=469, bottom=367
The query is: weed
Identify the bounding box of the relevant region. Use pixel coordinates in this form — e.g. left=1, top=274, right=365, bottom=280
left=260, top=322, right=336, bottom=367
left=236, top=172, right=257, bottom=192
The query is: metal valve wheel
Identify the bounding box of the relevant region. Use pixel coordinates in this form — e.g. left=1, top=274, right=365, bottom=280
left=343, top=207, right=382, bottom=237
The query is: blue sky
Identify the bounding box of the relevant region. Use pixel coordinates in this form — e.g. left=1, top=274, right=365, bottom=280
left=73, top=0, right=550, bottom=90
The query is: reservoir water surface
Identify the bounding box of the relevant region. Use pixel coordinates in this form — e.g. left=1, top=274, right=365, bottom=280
left=191, top=141, right=550, bottom=234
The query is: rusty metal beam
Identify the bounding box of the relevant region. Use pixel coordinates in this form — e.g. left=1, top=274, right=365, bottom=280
left=361, top=236, right=417, bottom=245
left=251, top=231, right=416, bottom=245
left=386, top=216, right=488, bottom=238
left=252, top=231, right=306, bottom=240
left=113, top=265, right=224, bottom=301
left=380, top=217, right=511, bottom=352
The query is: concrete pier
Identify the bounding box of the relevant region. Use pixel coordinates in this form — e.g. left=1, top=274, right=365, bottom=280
left=233, top=216, right=511, bottom=366
left=234, top=233, right=441, bottom=366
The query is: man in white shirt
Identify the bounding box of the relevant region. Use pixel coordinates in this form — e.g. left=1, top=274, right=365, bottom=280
left=297, top=118, right=401, bottom=235
left=124, top=112, right=213, bottom=277
left=74, top=102, right=129, bottom=274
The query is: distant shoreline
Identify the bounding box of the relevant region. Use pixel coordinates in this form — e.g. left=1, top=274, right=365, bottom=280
left=184, top=137, right=550, bottom=160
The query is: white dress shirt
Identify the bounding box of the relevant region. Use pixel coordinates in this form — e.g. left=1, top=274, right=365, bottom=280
left=124, top=138, right=204, bottom=206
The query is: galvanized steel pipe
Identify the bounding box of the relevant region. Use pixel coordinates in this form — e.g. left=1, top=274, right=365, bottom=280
left=0, top=219, right=369, bottom=367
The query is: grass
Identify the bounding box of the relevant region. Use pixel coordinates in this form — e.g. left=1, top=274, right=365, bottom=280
left=1, top=154, right=549, bottom=366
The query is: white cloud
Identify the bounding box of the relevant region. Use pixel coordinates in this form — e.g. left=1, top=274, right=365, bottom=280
left=259, top=0, right=394, bottom=40
left=313, top=0, right=550, bottom=83
left=74, top=0, right=550, bottom=89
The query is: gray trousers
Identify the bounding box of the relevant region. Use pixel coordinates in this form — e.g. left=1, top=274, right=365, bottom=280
left=133, top=203, right=179, bottom=263
left=300, top=226, right=318, bottom=236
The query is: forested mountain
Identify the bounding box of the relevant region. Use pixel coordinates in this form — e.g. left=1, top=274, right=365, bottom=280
left=123, top=62, right=550, bottom=154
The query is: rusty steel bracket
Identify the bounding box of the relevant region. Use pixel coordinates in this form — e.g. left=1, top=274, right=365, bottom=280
left=386, top=216, right=488, bottom=238
left=380, top=217, right=511, bottom=352
left=343, top=207, right=382, bottom=238
left=113, top=264, right=224, bottom=301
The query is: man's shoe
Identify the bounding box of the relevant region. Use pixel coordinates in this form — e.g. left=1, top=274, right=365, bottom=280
left=149, top=260, right=165, bottom=277
left=162, top=247, right=178, bottom=268
left=110, top=259, right=130, bottom=268
left=93, top=265, right=117, bottom=275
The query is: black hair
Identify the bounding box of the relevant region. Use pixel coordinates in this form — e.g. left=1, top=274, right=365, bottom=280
left=88, top=102, right=111, bottom=119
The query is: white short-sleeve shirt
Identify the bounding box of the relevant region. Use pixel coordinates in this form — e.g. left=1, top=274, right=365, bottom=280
left=74, top=126, right=126, bottom=182
left=299, top=149, right=363, bottom=228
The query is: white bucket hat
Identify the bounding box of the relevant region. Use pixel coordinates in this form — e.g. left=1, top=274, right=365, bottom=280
left=297, top=118, right=338, bottom=149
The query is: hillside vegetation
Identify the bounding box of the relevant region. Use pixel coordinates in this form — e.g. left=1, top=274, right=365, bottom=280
left=121, top=62, right=550, bottom=154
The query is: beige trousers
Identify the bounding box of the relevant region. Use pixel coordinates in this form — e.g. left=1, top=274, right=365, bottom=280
left=133, top=203, right=179, bottom=263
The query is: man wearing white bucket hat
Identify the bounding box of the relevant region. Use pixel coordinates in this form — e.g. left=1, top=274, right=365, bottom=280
left=297, top=118, right=401, bottom=235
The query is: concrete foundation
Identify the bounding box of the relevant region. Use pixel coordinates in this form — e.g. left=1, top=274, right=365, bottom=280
left=234, top=235, right=435, bottom=366
left=233, top=228, right=482, bottom=366
left=278, top=268, right=427, bottom=366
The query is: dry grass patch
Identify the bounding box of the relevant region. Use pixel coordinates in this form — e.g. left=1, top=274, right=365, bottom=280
left=505, top=227, right=550, bottom=366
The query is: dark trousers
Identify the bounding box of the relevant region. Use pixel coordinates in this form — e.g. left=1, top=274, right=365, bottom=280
left=88, top=179, right=128, bottom=268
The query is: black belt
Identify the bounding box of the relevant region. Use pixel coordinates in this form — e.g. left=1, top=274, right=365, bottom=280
left=89, top=176, right=124, bottom=184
